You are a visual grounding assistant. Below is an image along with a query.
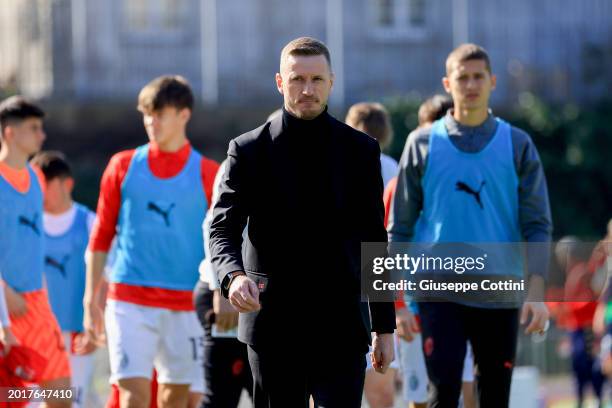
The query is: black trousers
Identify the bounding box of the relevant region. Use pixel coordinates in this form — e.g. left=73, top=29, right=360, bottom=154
left=247, top=342, right=366, bottom=408
left=194, top=280, right=253, bottom=408
left=418, top=302, right=519, bottom=408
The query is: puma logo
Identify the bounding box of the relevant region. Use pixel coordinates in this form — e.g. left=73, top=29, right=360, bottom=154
left=45, top=255, right=70, bottom=277
left=18, top=213, right=40, bottom=235
left=455, top=180, right=486, bottom=209
left=147, top=202, right=175, bottom=227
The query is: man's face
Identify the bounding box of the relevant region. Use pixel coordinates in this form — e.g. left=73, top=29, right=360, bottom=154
left=276, top=54, right=334, bottom=120
left=5, top=117, right=46, bottom=156
left=44, top=177, right=73, bottom=212
left=443, top=59, right=496, bottom=112
left=140, top=106, right=190, bottom=145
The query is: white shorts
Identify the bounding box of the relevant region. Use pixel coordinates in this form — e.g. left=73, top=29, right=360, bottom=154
left=62, top=332, right=96, bottom=408
left=105, top=299, right=205, bottom=388
left=365, top=334, right=400, bottom=371
left=399, top=334, right=474, bottom=403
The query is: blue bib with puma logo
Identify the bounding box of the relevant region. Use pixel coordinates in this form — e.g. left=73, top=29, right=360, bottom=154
left=112, top=144, right=207, bottom=290
left=412, top=118, right=523, bottom=278
left=0, top=165, right=44, bottom=292
left=44, top=203, right=91, bottom=332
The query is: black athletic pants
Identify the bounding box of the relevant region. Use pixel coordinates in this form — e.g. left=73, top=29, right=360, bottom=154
left=418, top=302, right=519, bottom=408
left=193, top=280, right=253, bottom=408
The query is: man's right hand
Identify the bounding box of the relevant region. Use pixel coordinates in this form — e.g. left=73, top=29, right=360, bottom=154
left=4, top=286, right=27, bottom=318
left=228, top=274, right=261, bottom=313
left=213, top=289, right=239, bottom=331
left=396, top=307, right=420, bottom=342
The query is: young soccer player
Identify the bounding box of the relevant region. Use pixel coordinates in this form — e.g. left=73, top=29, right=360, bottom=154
left=389, top=44, right=552, bottom=407
left=0, top=96, right=71, bottom=407
left=83, top=76, right=219, bottom=408
left=30, top=151, right=96, bottom=407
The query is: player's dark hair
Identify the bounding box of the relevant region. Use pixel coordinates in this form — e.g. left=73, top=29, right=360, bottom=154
left=446, top=43, right=492, bottom=75
left=0, top=96, right=45, bottom=137
left=137, top=75, right=194, bottom=113
left=30, top=151, right=72, bottom=181
left=418, top=95, right=453, bottom=126
left=345, top=102, right=393, bottom=148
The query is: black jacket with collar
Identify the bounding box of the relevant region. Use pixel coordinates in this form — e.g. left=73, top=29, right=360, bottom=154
left=209, top=108, right=396, bottom=350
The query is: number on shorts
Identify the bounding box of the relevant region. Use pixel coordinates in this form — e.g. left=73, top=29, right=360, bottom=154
left=188, top=336, right=205, bottom=361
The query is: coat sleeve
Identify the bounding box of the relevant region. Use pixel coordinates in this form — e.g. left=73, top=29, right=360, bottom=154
left=209, top=139, right=250, bottom=297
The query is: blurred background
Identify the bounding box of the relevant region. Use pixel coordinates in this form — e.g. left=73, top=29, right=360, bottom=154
left=1, top=0, right=611, bottom=406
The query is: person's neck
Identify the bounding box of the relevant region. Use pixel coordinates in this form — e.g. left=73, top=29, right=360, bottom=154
left=46, top=199, right=73, bottom=215
left=154, top=135, right=188, bottom=153
left=0, top=147, right=29, bottom=169
left=453, top=106, right=489, bottom=127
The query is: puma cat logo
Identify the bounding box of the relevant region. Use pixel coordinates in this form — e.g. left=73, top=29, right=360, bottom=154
left=147, top=202, right=176, bottom=227
left=45, top=255, right=70, bottom=277
left=455, top=180, right=486, bottom=209
left=18, top=213, right=40, bottom=235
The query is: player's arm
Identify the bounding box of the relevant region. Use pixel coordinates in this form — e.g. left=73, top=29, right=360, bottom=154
left=2, top=283, right=26, bottom=317
left=513, top=130, right=553, bottom=332
left=386, top=130, right=429, bottom=340
left=387, top=130, right=428, bottom=244
left=0, top=281, right=17, bottom=352
left=82, top=152, right=131, bottom=345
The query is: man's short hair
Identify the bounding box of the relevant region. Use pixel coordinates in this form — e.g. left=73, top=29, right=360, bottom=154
left=137, top=75, right=194, bottom=113
left=280, top=37, right=332, bottom=70
left=418, top=94, right=453, bottom=126
left=345, top=102, right=392, bottom=148
left=0, top=96, right=45, bottom=136
left=30, top=151, right=72, bottom=181
left=446, top=43, right=492, bottom=75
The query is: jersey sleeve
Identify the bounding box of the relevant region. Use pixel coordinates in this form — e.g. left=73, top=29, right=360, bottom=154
left=88, top=150, right=135, bottom=252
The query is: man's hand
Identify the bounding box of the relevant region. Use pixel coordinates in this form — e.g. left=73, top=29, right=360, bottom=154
left=228, top=274, right=261, bottom=313
left=521, top=301, right=550, bottom=334
left=395, top=307, right=420, bottom=342
left=72, top=332, right=97, bottom=356
left=213, top=289, right=239, bottom=331
left=371, top=333, right=395, bottom=374
left=4, top=286, right=27, bottom=318
left=0, top=326, right=18, bottom=354
left=82, top=302, right=106, bottom=352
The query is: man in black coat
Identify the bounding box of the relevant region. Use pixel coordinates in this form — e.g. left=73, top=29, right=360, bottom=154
left=209, top=37, right=396, bottom=408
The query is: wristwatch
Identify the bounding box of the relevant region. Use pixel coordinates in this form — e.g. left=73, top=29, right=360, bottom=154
left=222, top=271, right=245, bottom=296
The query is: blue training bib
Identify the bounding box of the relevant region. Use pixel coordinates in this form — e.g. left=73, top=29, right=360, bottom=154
left=0, top=166, right=44, bottom=292
left=111, top=145, right=207, bottom=290
left=413, top=118, right=523, bottom=277
left=44, top=203, right=92, bottom=332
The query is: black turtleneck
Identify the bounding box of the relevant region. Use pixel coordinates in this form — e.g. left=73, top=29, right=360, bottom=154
left=281, top=106, right=330, bottom=136
left=275, top=106, right=336, bottom=239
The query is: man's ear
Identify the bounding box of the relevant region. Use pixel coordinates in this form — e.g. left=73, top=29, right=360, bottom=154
left=442, top=76, right=451, bottom=94
left=490, top=74, right=497, bottom=91
left=179, top=108, right=191, bottom=123
left=1, top=125, right=14, bottom=143
left=275, top=73, right=284, bottom=95
left=63, top=177, right=75, bottom=195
